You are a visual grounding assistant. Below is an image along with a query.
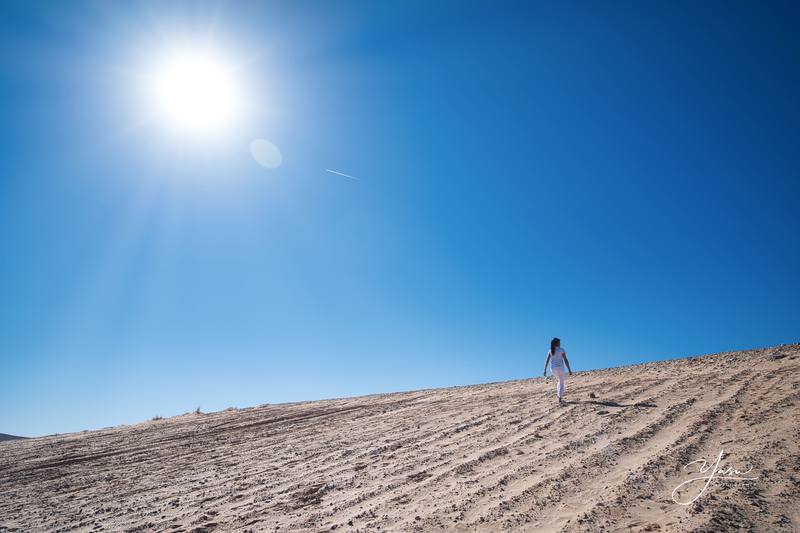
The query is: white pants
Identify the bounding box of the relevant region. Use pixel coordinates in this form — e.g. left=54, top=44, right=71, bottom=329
left=552, top=366, right=566, bottom=398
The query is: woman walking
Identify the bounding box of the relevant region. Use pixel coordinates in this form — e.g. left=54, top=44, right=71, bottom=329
left=544, top=337, right=572, bottom=406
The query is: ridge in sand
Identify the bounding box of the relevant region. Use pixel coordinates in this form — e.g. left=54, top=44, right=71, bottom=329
left=1, top=344, right=799, bottom=532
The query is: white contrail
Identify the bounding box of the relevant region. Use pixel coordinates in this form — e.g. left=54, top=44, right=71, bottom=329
left=325, top=168, right=359, bottom=180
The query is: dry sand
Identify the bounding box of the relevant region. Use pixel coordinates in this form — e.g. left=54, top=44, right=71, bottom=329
left=2, top=344, right=799, bottom=532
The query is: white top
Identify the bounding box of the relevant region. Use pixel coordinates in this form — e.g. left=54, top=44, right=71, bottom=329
left=550, top=347, right=565, bottom=369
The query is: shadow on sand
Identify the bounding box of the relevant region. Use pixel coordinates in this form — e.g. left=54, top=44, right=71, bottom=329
left=564, top=399, right=657, bottom=408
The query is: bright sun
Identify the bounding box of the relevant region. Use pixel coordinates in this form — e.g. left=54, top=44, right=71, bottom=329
left=150, top=50, right=241, bottom=134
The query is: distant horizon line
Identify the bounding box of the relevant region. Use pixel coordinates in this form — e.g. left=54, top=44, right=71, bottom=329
left=5, top=341, right=796, bottom=440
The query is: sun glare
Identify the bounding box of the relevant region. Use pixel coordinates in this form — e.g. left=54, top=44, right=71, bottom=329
left=150, top=50, right=241, bottom=134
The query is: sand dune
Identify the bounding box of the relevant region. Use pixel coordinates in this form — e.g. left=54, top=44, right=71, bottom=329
left=1, top=344, right=798, bottom=532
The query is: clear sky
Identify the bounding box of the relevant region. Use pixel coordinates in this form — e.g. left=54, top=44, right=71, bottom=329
left=1, top=1, right=798, bottom=437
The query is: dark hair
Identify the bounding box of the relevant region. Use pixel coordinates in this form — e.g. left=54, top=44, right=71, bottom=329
left=550, top=337, right=560, bottom=356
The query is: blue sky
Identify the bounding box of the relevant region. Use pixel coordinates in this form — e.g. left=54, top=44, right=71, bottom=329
left=1, top=1, right=798, bottom=437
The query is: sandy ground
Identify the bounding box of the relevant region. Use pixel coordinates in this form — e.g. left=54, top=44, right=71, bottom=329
left=1, top=344, right=799, bottom=533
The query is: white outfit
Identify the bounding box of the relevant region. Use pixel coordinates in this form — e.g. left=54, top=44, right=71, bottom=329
left=550, top=347, right=566, bottom=369
left=549, top=347, right=566, bottom=399
left=552, top=366, right=566, bottom=398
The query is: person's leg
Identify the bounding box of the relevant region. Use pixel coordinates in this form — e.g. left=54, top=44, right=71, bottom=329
left=553, top=367, right=565, bottom=401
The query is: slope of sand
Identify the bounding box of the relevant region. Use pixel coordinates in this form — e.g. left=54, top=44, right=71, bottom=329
left=1, top=345, right=799, bottom=532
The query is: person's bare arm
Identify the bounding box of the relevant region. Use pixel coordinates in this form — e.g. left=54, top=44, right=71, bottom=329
left=563, top=352, right=573, bottom=375
left=543, top=353, right=551, bottom=376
